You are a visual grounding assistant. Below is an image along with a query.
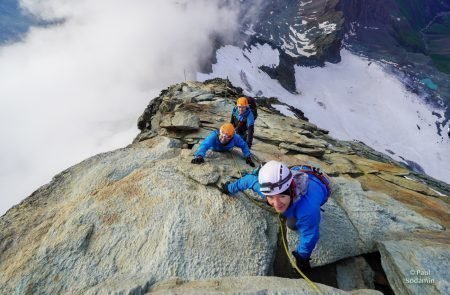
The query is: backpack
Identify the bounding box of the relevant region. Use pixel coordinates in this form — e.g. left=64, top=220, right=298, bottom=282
left=292, top=165, right=332, bottom=200
left=246, top=96, right=258, bottom=120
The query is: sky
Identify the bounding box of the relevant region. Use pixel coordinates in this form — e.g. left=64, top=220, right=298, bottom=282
left=198, top=44, right=450, bottom=187
left=0, top=0, right=241, bottom=216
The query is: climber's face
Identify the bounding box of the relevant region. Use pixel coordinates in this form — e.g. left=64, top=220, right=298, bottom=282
left=237, top=106, right=246, bottom=115
left=266, top=194, right=291, bottom=213
left=219, top=132, right=232, bottom=144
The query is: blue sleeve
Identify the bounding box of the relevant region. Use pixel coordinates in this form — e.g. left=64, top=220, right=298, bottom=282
left=227, top=174, right=265, bottom=197
left=247, top=111, right=255, bottom=127
left=233, top=134, right=251, bottom=158
left=195, top=132, right=216, bottom=157
left=296, top=211, right=320, bottom=259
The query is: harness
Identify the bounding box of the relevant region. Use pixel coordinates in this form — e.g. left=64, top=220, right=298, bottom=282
left=294, top=165, right=332, bottom=199
left=231, top=107, right=249, bottom=134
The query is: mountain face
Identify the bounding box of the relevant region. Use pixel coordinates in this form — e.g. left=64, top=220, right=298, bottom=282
left=1, top=79, right=448, bottom=294
left=237, top=0, right=344, bottom=92
left=236, top=0, right=450, bottom=121
left=338, top=0, right=450, bottom=121
left=200, top=0, right=450, bottom=185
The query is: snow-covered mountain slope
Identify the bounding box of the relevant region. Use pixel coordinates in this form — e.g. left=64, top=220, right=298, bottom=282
left=239, top=0, right=342, bottom=59
left=198, top=44, right=450, bottom=184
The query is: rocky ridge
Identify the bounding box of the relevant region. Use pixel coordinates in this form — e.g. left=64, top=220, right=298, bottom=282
left=0, top=78, right=448, bottom=294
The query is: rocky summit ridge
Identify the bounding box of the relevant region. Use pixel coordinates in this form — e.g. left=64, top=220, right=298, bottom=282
left=1, top=79, right=449, bottom=294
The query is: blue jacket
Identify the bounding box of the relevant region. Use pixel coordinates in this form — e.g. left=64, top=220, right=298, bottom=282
left=195, top=130, right=251, bottom=158
left=232, top=107, right=255, bottom=129
left=231, top=107, right=255, bottom=148
left=227, top=167, right=329, bottom=259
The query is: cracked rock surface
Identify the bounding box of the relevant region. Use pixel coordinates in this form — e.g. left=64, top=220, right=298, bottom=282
left=1, top=79, right=448, bottom=294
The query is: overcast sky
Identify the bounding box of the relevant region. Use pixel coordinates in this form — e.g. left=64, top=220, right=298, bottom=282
left=0, top=0, right=241, bottom=215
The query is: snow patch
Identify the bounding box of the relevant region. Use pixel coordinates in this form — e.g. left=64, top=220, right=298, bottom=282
left=279, top=26, right=316, bottom=57
left=243, top=24, right=256, bottom=36
left=243, top=43, right=279, bottom=68
left=300, top=1, right=312, bottom=7
left=273, top=104, right=296, bottom=118
left=318, top=21, right=337, bottom=34
left=430, top=188, right=448, bottom=197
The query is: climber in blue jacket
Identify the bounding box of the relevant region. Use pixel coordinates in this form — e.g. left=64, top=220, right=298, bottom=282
left=230, top=97, right=255, bottom=149
left=221, top=160, right=331, bottom=270
left=191, top=123, right=255, bottom=167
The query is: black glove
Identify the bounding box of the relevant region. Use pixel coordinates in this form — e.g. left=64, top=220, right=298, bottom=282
left=246, top=156, right=255, bottom=167
left=221, top=181, right=231, bottom=194
left=312, top=166, right=323, bottom=176
left=247, top=142, right=252, bottom=149
left=292, top=251, right=311, bottom=271
left=191, top=156, right=204, bottom=164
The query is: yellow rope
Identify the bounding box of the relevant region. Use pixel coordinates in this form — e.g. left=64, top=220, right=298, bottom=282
left=277, top=214, right=323, bottom=295
left=229, top=151, right=323, bottom=294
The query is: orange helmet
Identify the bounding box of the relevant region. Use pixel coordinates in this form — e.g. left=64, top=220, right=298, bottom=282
left=236, top=97, right=249, bottom=107
left=220, top=123, right=235, bottom=137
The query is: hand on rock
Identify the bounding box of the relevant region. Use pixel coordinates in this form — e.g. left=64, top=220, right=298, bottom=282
left=312, top=166, right=323, bottom=176
left=191, top=156, right=204, bottom=164
left=246, top=156, right=255, bottom=167
left=221, top=181, right=231, bottom=195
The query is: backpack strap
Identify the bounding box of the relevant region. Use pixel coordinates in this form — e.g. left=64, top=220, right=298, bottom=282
left=291, top=165, right=332, bottom=199
left=230, top=107, right=238, bottom=126
left=299, top=165, right=331, bottom=200
left=246, top=96, right=258, bottom=120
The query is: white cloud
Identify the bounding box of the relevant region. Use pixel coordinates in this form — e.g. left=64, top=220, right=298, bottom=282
left=0, top=0, right=240, bottom=215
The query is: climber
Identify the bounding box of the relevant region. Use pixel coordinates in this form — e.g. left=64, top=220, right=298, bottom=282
left=191, top=123, right=255, bottom=167
left=230, top=97, right=255, bottom=149
left=221, top=160, right=331, bottom=270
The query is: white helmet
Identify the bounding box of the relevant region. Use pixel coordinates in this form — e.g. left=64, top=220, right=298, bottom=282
left=258, top=160, right=293, bottom=195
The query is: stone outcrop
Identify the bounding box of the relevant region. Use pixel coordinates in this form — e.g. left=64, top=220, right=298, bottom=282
left=148, top=276, right=382, bottom=295
left=0, top=78, right=449, bottom=294
left=0, top=137, right=278, bottom=294
left=378, top=234, right=450, bottom=295
left=336, top=257, right=375, bottom=290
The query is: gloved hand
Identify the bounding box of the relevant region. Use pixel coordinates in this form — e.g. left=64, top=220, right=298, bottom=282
left=312, top=166, right=323, bottom=176
left=191, top=156, right=204, bottom=164
left=221, top=181, right=231, bottom=194
left=292, top=251, right=311, bottom=271
left=246, top=156, right=255, bottom=167
left=247, top=142, right=252, bottom=149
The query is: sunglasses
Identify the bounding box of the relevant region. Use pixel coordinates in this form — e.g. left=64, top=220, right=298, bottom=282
left=219, top=132, right=233, bottom=140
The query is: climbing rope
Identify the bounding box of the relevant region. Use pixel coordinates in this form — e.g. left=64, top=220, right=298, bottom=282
left=278, top=214, right=323, bottom=295
left=224, top=76, right=229, bottom=101
left=228, top=151, right=323, bottom=295
left=220, top=77, right=322, bottom=293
